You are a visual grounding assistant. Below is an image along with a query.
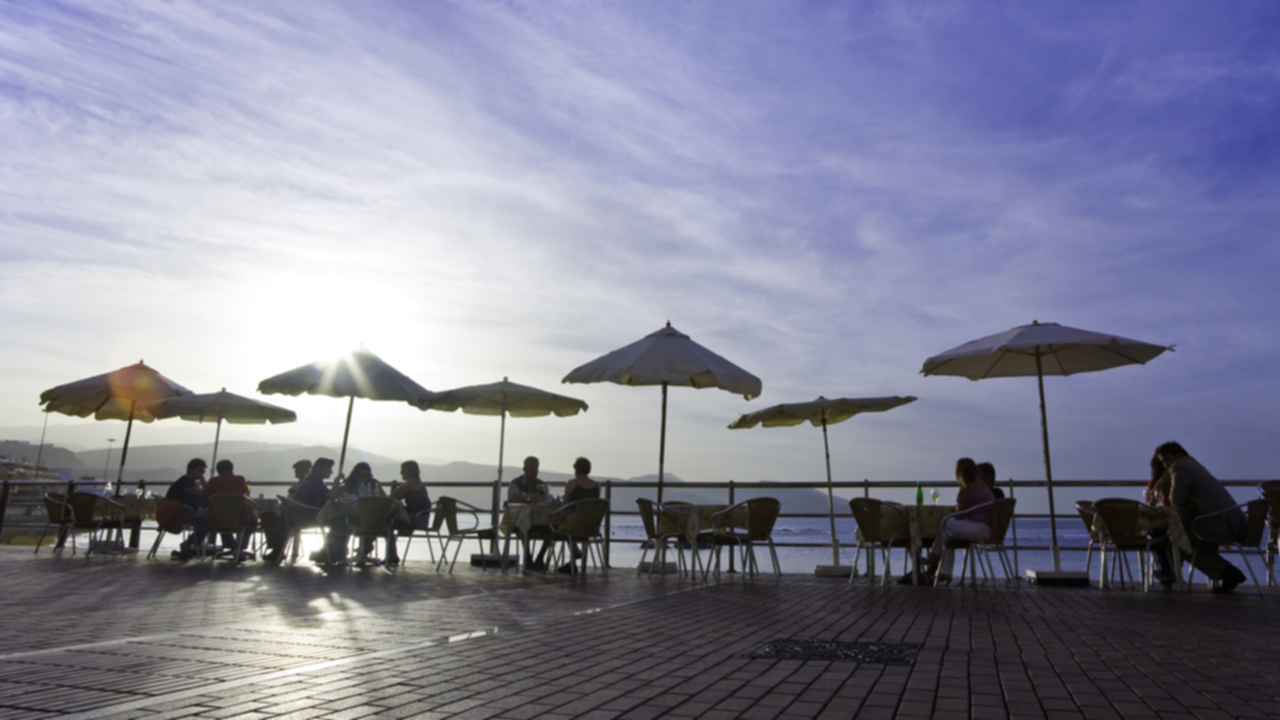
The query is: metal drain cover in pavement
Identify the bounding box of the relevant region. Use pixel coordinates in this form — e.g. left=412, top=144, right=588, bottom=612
left=745, top=639, right=919, bottom=665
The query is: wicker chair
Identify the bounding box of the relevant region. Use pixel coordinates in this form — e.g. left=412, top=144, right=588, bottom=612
left=1075, top=500, right=1102, bottom=578
left=67, top=492, right=126, bottom=557
left=635, top=499, right=692, bottom=577
left=548, top=498, right=610, bottom=575
left=1260, top=481, right=1280, bottom=588
left=205, top=494, right=258, bottom=562
left=430, top=496, right=500, bottom=573
left=971, top=498, right=1019, bottom=588
left=705, top=498, right=781, bottom=581
left=345, top=496, right=399, bottom=569
left=848, top=498, right=913, bottom=585
left=1187, top=499, right=1270, bottom=597
left=35, top=492, right=74, bottom=555
left=147, top=498, right=198, bottom=560
left=1092, top=498, right=1174, bottom=592
left=931, top=501, right=998, bottom=588
left=278, top=496, right=324, bottom=564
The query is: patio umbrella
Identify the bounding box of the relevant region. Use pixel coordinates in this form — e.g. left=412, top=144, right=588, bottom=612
left=257, top=347, right=430, bottom=474
left=138, top=389, right=297, bottom=471
left=417, top=377, right=588, bottom=484
left=921, top=320, right=1172, bottom=571
left=38, top=361, right=193, bottom=484
left=563, top=322, right=762, bottom=504
left=729, top=395, right=917, bottom=572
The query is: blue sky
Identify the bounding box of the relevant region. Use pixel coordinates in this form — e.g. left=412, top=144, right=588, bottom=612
left=2, top=1, right=1278, bottom=497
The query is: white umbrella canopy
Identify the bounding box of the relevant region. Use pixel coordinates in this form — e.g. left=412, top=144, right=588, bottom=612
left=39, top=361, right=192, bottom=484
left=921, top=320, right=1173, bottom=571
left=563, top=322, right=762, bottom=503
left=730, top=395, right=917, bottom=569
left=138, top=388, right=297, bottom=471
left=417, top=377, right=588, bottom=484
left=257, top=347, right=431, bottom=474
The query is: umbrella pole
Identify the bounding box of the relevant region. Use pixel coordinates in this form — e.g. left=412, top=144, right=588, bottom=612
left=1036, top=355, right=1061, bottom=571
left=210, top=415, right=224, bottom=472
left=116, top=401, right=136, bottom=492
left=823, top=417, right=840, bottom=566
left=657, top=382, right=668, bottom=505
left=338, top=396, right=355, bottom=475
left=493, top=406, right=507, bottom=555
left=33, top=409, right=49, bottom=479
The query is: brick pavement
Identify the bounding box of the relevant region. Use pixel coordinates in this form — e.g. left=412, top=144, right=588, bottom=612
left=0, top=547, right=1276, bottom=719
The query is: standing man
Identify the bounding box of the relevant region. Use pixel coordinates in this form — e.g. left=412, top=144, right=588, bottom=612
left=1154, top=441, right=1248, bottom=593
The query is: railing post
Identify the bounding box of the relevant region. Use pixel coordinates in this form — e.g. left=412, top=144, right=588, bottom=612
left=1008, top=477, right=1018, bottom=579
left=604, top=480, right=612, bottom=568
left=490, top=479, right=501, bottom=554
left=0, top=479, right=10, bottom=536
left=864, top=478, right=873, bottom=577
left=727, top=480, right=736, bottom=573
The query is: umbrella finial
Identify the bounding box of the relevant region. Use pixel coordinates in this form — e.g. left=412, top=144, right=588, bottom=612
left=503, top=376, right=508, bottom=382
left=666, top=320, right=671, bottom=327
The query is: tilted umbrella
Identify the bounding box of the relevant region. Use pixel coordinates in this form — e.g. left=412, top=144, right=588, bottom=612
left=257, top=348, right=430, bottom=474
left=138, top=389, right=297, bottom=471
left=417, top=377, right=588, bottom=484
left=39, top=361, right=193, bottom=484
left=729, top=395, right=917, bottom=572
left=563, top=322, right=761, bottom=503
left=921, top=320, right=1173, bottom=572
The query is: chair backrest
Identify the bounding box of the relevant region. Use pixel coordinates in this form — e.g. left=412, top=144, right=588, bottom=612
left=986, top=498, right=1018, bottom=544
left=553, top=498, right=610, bottom=538
left=1092, top=498, right=1146, bottom=545
left=42, top=493, right=73, bottom=524
left=280, top=496, right=320, bottom=528
left=433, top=497, right=459, bottom=534
left=635, top=498, right=658, bottom=540
left=350, top=496, right=397, bottom=536
left=207, top=493, right=251, bottom=530
left=744, top=498, right=780, bottom=541
left=154, top=498, right=187, bottom=533
left=1260, top=481, right=1280, bottom=538
left=849, top=498, right=892, bottom=543
left=68, top=492, right=102, bottom=529
left=1075, top=500, right=1101, bottom=541
left=1243, top=499, right=1270, bottom=547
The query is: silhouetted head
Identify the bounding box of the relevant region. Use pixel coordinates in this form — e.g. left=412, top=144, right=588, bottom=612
left=955, top=458, right=977, bottom=488
left=187, top=458, right=207, bottom=476
left=400, top=460, right=420, bottom=480
left=215, top=459, right=233, bottom=474
left=976, top=462, right=996, bottom=486
left=573, top=457, right=591, bottom=475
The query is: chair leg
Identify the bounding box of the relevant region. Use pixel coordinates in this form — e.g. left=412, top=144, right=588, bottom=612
left=146, top=529, right=167, bottom=560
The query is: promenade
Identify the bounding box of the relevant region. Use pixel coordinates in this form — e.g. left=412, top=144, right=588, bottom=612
left=0, top=547, right=1276, bottom=720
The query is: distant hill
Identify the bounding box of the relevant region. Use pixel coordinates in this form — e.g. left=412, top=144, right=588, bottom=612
left=0, top=441, right=84, bottom=470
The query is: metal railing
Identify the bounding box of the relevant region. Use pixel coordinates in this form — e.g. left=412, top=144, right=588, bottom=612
left=4, top=476, right=1274, bottom=568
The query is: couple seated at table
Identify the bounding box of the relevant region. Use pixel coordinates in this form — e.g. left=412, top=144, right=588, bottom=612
left=306, top=460, right=431, bottom=566
left=1147, top=442, right=1247, bottom=593
left=163, top=458, right=257, bottom=561
left=507, top=455, right=599, bottom=573
left=900, top=457, right=996, bottom=585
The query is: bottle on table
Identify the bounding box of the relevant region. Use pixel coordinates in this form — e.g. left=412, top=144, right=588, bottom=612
left=916, top=482, right=923, bottom=507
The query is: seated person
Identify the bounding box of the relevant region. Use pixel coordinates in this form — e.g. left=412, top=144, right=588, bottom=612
left=558, top=456, right=601, bottom=574
left=263, top=457, right=333, bottom=564
left=202, top=459, right=258, bottom=559
left=908, top=458, right=994, bottom=584
left=508, top=456, right=553, bottom=569
left=286, top=459, right=312, bottom=497
left=163, top=458, right=208, bottom=560
left=316, top=462, right=384, bottom=563
left=976, top=462, right=1005, bottom=499
left=386, top=460, right=431, bottom=566
left=508, top=456, right=550, bottom=503
left=1154, top=441, right=1248, bottom=593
